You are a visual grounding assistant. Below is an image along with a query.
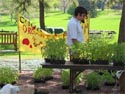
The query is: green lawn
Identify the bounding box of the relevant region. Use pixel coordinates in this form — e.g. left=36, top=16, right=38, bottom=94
left=0, top=9, right=121, bottom=36
left=91, top=10, right=121, bottom=32
left=0, top=15, right=17, bottom=31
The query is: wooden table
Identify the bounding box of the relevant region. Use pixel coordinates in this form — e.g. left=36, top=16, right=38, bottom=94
left=41, top=61, right=125, bottom=93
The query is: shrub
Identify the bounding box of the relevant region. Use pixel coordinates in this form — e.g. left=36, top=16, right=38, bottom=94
left=33, top=67, right=53, bottom=79
left=61, top=69, right=81, bottom=86
left=85, top=72, right=102, bottom=90
left=102, top=71, right=115, bottom=84
left=67, top=5, right=76, bottom=15
left=0, top=67, right=18, bottom=84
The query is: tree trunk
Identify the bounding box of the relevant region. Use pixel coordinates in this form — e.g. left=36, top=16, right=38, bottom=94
left=118, top=0, right=125, bottom=43
left=39, top=0, right=45, bottom=30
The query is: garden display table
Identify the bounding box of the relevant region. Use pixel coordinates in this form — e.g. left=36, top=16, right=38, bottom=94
left=41, top=61, right=124, bottom=93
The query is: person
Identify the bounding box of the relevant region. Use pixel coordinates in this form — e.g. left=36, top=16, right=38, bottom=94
left=66, top=6, right=88, bottom=60
left=0, top=82, right=20, bottom=94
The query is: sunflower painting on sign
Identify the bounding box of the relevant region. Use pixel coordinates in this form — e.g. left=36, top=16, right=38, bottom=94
left=18, top=14, right=66, bottom=54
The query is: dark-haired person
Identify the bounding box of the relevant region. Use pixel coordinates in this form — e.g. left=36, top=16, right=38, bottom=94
left=66, top=6, right=88, bottom=61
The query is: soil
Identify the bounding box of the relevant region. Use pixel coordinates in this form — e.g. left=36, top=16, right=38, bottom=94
left=17, top=70, right=120, bottom=94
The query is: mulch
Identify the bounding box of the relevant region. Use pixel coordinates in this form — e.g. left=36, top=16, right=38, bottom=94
left=16, top=71, right=120, bottom=94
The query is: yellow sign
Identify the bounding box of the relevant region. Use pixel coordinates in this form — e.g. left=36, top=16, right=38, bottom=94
left=81, top=14, right=90, bottom=42
left=18, top=15, right=66, bottom=53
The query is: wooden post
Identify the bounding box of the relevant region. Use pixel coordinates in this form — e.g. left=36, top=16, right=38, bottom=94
left=119, top=72, right=125, bottom=94
left=19, top=51, right=21, bottom=73
left=118, top=0, right=125, bottom=43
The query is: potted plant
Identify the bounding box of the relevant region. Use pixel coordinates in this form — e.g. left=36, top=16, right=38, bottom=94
left=112, top=43, right=125, bottom=66
left=0, top=67, right=18, bottom=87
left=95, top=44, right=112, bottom=65
left=34, top=88, right=49, bottom=94
left=80, top=42, right=90, bottom=64
left=89, top=34, right=112, bottom=65
left=61, top=69, right=70, bottom=89
left=61, top=69, right=81, bottom=89
left=85, top=72, right=102, bottom=90
left=87, top=39, right=97, bottom=64
left=102, top=71, right=116, bottom=86
left=33, top=67, right=53, bottom=83
left=71, top=42, right=89, bottom=64
left=42, top=38, right=67, bottom=64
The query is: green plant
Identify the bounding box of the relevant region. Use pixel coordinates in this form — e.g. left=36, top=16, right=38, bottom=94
left=61, top=69, right=81, bottom=86
left=0, top=67, right=18, bottom=84
left=112, top=43, right=125, bottom=63
left=71, top=42, right=90, bottom=60
left=42, top=38, right=67, bottom=60
left=98, top=33, right=111, bottom=60
left=61, top=69, right=70, bottom=86
left=71, top=42, right=81, bottom=59
left=85, top=72, right=102, bottom=89
left=89, top=33, right=114, bottom=64
left=80, top=43, right=90, bottom=60
left=67, top=4, right=76, bottom=15
left=33, top=67, right=53, bottom=79
left=87, top=39, right=97, bottom=61
left=102, top=71, right=115, bottom=84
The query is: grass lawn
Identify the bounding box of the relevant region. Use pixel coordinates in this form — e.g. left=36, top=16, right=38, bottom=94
left=91, top=9, right=121, bottom=32
left=0, top=9, right=121, bottom=31
left=0, top=15, right=17, bottom=31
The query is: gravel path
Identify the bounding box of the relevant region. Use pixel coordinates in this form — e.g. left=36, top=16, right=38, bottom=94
left=0, top=56, right=44, bottom=71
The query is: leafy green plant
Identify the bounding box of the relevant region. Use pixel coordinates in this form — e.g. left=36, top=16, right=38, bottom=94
left=85, top=72, right=102, bottom=90
left=70, top=41, right=89, bottom=62
left=0, top=67, right=18, bottom=84
left=112, top=43, right=125, bottom=64
left=61, top=69, right=81, bottom=86
left=61, top=69, right=70, bottom=86
left=102, top=71, right=115, bottom=84
left=42, top=38, right=67, bottom=61
left=87, top=39, right=97, bottom=62
left=79, top=43, right=90, bottom=60
left=89, top=33, right=113, bottom=64
left=33, top=67, right=53, bottom=80
left=71, top=42, right=82, bottom=59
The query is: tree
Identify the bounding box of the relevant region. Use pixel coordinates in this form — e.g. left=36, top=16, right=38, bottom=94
left=60, top=0, right=69, bottom=13
left=96, top=0, right=106, bottom=11
left=78, top=0, right=97, bottom=17
left=11, top=0, right=32, bottom=22
left=118, top=0, right=125, bottom=43
left=12, top=0, right=31, bottom=14
left=50, top=0, right=60, bottom=10
left=38, top=0, right=52, bottom=30
left=39, top=0, right=45, bottom=30
left=12, top=0, right=51, bottom=30
left=106, top=0, right=122, bottom=9
left=60, top=0, right=78, bottom=13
